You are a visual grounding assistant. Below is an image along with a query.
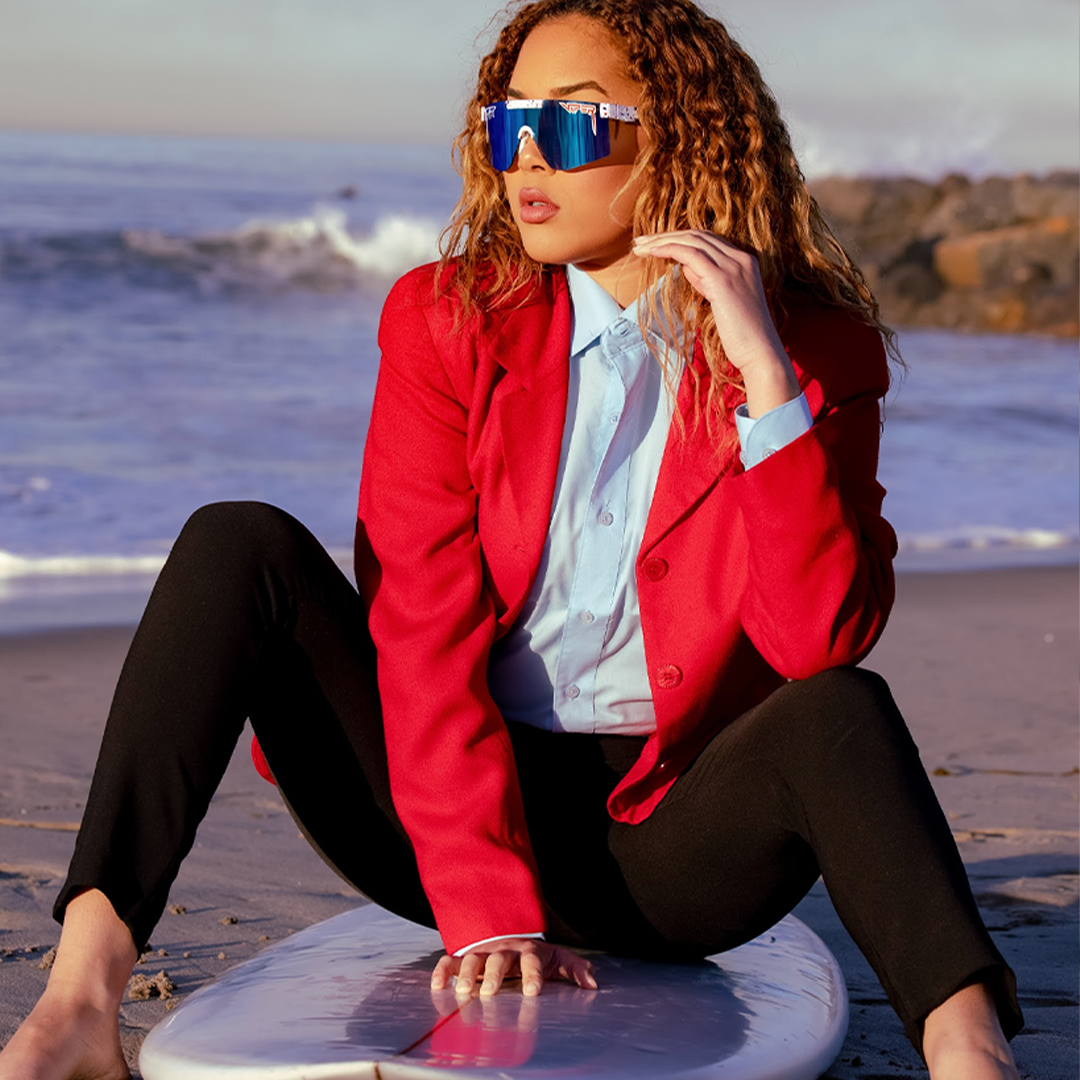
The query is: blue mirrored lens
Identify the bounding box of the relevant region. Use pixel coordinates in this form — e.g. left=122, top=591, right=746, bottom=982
left=482, top=101, right=612, bottom=172
left=541, top=101, right=610, bottom=170
left=483, top=103, right=541, bottom=171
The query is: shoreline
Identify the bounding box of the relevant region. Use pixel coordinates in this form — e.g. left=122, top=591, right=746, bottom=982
left=1, top=563, right=1076, bottom=1077
left=1, top=545, right=1077, bottom=639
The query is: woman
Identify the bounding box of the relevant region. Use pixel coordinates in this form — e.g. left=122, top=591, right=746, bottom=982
left=0, top=2, right=1022, bottom=1078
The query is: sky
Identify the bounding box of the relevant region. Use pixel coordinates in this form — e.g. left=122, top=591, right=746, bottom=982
left=0, top=0, right=1077, bottom=178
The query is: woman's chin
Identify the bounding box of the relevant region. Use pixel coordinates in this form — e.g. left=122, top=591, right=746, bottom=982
left=516, top=234, right=575, bottom=267
left=518, top=238, right=633, bottom=274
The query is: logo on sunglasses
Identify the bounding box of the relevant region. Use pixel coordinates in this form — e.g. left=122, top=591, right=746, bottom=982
left=558, top=100, right=598, bottom=135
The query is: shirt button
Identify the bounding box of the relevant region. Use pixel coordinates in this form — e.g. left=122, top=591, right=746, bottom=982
left=761, top=448, right=776, bottom=459
left=566, top=684, right=581, bottom=700
left=579, top=610, right=595, bottom=624
left=643, top=557, right=668, bottom=581
left=598, top=511, right=614, bottom=526
left=608, top=413, right=620, bottom=424
left=656, top=664, right=683, bottom=689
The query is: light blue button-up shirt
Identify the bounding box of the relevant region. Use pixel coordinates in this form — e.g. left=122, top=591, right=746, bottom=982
left=486, top=264, right=812, bottom=736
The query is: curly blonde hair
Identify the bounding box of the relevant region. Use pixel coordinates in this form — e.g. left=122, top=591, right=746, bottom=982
left=439, top=0, right=896, bottom=438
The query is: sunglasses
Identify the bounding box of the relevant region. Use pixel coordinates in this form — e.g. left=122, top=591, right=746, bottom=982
left=481, top=98, right=639, bottom=172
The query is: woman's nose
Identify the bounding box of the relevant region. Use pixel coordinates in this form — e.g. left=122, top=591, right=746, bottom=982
left=515, top=131, right=553, bottom=172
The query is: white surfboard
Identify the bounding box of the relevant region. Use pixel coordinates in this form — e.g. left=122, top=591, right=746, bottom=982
left=139, top=904, right=848, bottom=1080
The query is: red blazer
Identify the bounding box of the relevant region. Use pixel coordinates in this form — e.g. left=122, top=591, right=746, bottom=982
left=346, top=262, right=895, bottom=954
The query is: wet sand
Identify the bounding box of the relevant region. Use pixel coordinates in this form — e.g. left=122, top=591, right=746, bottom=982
left=0, top=566, right=1076, bottom=1077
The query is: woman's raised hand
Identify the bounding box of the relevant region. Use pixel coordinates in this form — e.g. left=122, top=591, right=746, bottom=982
left=430, top=938, right=597, bottom=997
left=633, top=230, right=801, bottom=417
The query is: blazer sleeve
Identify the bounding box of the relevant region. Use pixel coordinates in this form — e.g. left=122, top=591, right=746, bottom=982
left=733, top=302, right=898, bottom=678
left=354, top=268, right=546, bottom=955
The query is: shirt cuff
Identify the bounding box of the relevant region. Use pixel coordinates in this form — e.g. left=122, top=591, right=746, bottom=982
left=453, top=932, right=546, bottom=958
left=735, top=393, right=813, bottom=469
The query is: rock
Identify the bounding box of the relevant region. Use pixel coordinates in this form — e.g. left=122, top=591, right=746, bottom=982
left=919, top=176, right=1022, bottom=239
left=1012, top=172, right=1080, bottom=222
left=812, top=176, right=943, bottom=266
left=880, top=263, right=944, bottom=305
left=933, top=217, right=1079, bottom=290
left=1027, top=285, right=1080, bottom=337
left=808, top=171, right=1079, bottom=336
left=982, top=295, right=1029, bottom=334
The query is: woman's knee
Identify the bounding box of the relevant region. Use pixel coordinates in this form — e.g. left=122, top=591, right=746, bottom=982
left=800, top=665, right=897, bottom=717
left=178, top=501, right=300, bottom=553
left=174, top=501, right=316, bottom=574
left=161, top=502, right=317, bottom=609
left=763, top=666, right=914, bottom=762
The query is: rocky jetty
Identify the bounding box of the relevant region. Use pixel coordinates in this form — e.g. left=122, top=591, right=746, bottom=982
left=809, top=172, right=1079, bottom=336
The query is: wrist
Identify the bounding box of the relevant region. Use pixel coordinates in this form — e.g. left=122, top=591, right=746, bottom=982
left=738, top=351, right=801, bottom=418
left=453, top=931, right=546, bottom=957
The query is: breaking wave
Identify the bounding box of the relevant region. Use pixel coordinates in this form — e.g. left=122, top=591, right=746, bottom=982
left=896, top=527, right=1079, bottom=554
left=0, top=548, right=353, bottom=580
left=0, top=551, right=168, bottom=580
left=0, top=209, right=440, bottom=294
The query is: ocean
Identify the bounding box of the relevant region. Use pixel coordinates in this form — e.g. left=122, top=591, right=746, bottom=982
left=1, top=131, right=1077, bottom=628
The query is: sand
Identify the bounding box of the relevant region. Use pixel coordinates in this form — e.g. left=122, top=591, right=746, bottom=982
left=0, top=565, right=1076, bottom=1078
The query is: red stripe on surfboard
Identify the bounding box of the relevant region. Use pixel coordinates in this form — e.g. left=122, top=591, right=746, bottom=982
left=393, top=1005, right=465, bottom=1059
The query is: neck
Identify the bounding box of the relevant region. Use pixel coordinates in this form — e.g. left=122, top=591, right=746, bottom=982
left=573, top=252, right=647, bottom=308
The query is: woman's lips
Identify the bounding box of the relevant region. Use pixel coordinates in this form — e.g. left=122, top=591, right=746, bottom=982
left=518, top=188, right=560, bottom=224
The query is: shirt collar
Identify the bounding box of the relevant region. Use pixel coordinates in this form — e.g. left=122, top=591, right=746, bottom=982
left=566, top=264, right=624, bottom=356
left=565, top=263, right=689, bottom=360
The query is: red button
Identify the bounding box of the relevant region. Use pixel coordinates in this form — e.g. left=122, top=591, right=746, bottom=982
left=656, top=664, right=683, bottom=689
left=643, top=557, right=668, bottom=581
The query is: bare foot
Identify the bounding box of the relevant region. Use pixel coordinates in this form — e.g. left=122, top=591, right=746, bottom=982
left=923, top=982, right=1019, bottom=1080
left=0, top=889, right=137, bottom=1080
left=927, top=1044, right=1019, bottom=1080
left=0, top=988, right=130, bottom=1080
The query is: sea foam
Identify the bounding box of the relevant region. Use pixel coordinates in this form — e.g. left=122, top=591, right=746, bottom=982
left=122, top=208, right=440, bottom=291
left=1, top=210, right=441, bottom=294
left=0, top=548, right=354, bottom=581
left=897, top=527, right=1079, bottom=554
left=0, top=550, right=168, bottom=579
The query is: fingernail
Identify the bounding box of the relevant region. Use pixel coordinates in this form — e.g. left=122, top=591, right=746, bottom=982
left=480, top=980, right=496, bottom=996
left=524, top=979, right=540, bottom=996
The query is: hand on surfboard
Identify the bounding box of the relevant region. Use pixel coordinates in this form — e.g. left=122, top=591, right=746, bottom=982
left=430, top=938, right=598, bottom=997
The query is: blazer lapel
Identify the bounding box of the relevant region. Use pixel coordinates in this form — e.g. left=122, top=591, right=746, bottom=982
left=643, top=347, right=741, bottom=551
left=486, top=275, right=572, bottom=576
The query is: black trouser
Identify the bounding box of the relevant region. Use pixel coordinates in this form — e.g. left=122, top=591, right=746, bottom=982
left=55, top=502, right=1021, bottom=1052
